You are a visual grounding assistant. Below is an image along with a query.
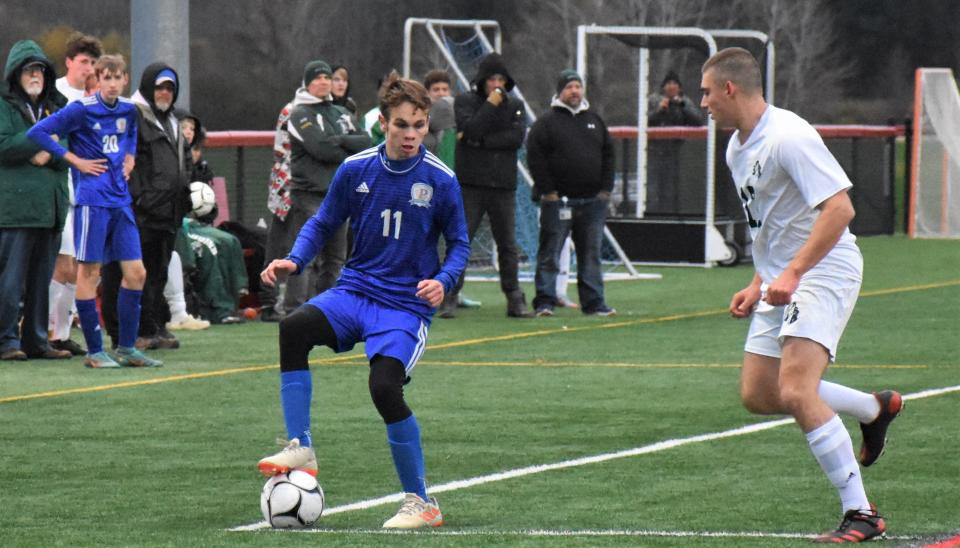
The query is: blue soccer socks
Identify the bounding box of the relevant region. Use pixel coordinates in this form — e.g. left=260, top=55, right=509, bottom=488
left=387, top=414, right=428, bottom=501
left=280, top=370, right=313, bottom=448
left=117, top=287, right=142, bottom=349
left=76, top=298, right=103, bottom=354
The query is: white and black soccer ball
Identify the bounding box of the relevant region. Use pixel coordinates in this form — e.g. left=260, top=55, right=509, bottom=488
left=188, top=181, right=216, bottom=218
left=260, top=470, right=324, bottom=529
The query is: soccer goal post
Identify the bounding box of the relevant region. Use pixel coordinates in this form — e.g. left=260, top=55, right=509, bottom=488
left=910, top=68, right=960, bottom=238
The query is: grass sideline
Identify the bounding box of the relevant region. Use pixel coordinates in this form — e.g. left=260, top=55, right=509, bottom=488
left=1, top=235, right=957, bottom=547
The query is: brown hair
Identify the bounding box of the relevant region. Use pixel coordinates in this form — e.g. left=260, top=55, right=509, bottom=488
left=378, top=70, right=431, bottom=119
left=65, top=32, right=102, bottom=60
left=94, top=54, right=127, bottom=78
left=423, top=69, right=451, bottom=90
left=702, top=47, right=762, bottom=95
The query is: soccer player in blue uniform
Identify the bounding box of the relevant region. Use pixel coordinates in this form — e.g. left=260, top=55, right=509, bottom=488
left=27, top=54, right=162, bottom=369
left=258, top=73, right=469, bottom=529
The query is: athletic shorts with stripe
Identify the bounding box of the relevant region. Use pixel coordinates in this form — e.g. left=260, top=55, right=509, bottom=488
left=74, top=204, right=142, bottom=264
left=744, top=274, right=861, bottom=362
left=307, top=288, right=429, bottom=375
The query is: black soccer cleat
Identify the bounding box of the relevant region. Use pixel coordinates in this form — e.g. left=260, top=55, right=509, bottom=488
left=813, top=504, right=886, bottom=543
left=858, top=390, right=903, bottom=467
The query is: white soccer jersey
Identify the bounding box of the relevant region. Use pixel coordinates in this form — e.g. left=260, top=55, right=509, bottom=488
left=726, top=106, right=862, bottom=284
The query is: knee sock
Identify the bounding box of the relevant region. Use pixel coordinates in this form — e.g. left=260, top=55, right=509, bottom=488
left=818, top=381, right=880, bottom=423
left=57, top=282, right=77, bottom=341
left=76, top=298, right=102, bottom=354
left=48, top=280, right=63, bottom=335
left=164, top=251, right=188, bottom=323
left=117, top=287, right=142, bottom=349
left=806, top=415, right=870, bottom=513
left=386, top=414, right=427, bottom=501
left=280, top=370, right=313, bottom=448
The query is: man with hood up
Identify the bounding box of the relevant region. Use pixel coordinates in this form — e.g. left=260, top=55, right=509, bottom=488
left=449, top=52, right=532, bottom=318
left=527, top=69, right=616, bottom=318
left=101, top=62, right=188, bottom=349
left=278, top=59, right=370, bottom=314
left=0, top=40, right=72, bottom=361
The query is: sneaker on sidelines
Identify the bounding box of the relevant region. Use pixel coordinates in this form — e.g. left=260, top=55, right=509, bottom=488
left=535, top=306, right=554, bottom=317
left=457, top=294, right=482, bottom=308
left=858, top=390, right=903, bottom=467
left=114, top=347, right=163, bottom=368
left=257, top=438, right=318, bottom=477
left=155, top=329, right=180, bottom=350
left=814, top=504, right=885, bottom=543
left=51, top=338, right=86, bottom=356
left=382, top=493, right=444, bottom=529
left=166, top=314, right=211, bottom=331
left=584, top=305, right=617, bottom=317
left=557, top=296, right=580, bottom=309
left=84, top=351, right=122, bottom=369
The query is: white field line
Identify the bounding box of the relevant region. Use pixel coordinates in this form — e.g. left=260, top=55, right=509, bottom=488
left=230, top=384, right=960, bottom=533
left=254, top=528, right=924, bottom=541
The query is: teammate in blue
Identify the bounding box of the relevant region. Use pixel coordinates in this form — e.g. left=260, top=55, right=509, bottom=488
left=258, top=73, right=469, bottom=529
left=27, top=54, right=162, bottom=369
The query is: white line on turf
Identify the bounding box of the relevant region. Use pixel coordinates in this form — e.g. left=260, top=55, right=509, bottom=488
left=258, top=528, right=925, bottom=540
left=230, top=383, right=960, bottom=533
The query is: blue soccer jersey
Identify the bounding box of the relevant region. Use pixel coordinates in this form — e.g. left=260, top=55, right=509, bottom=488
left=27, top=92, right=138, bottom=207
left=288, top=144, right=470, bottom=321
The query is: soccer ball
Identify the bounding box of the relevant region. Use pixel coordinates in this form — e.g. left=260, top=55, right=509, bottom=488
left=188, top=181, right=216, bottom=218
left=260, top=470, right=324, bottom=528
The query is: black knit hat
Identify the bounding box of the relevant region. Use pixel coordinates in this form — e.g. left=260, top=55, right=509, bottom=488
left=303, top=60, right=332, bottom=86
left=661, top=70, right=681, bottom=88
left=556, top=69, right=582, bottom=94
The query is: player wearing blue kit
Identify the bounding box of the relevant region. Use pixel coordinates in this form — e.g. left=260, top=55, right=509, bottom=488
left=258, top=73, right=469, bottom=529
left=27, top=54, right=162, bottom=369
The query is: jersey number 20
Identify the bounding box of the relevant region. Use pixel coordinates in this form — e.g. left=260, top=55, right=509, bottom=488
left=102, top=134, right=119, bottom=154
left=380, top=208, right=402, bottom=239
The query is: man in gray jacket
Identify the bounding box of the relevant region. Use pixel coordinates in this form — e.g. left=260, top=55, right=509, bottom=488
left=281, top=60, right=370, bottom=313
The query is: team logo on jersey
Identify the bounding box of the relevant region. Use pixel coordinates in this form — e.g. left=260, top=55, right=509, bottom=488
left=355, top=182, right=370, bottom=193
left=587, top=123, right=596, bottom=129
left=116, top=118, right=126, bottom=133
left=752, top=160, right=762, bottom=178
left=409, top=182, right=433, bottom=207
left=784, top=302, right=800, bottom=324
left=93, top=122, right=102, bottom=130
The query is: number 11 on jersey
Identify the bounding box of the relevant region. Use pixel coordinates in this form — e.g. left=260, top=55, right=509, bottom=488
left=380, top=208, right=402, bottom=239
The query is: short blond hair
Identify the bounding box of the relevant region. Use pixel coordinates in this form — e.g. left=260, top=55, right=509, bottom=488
left=95, top=54, right=126, bottom=78
left=702, top=47, right=762, bottom=95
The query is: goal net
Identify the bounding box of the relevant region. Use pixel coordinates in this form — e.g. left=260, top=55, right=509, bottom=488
left=910, top=68, right=960, bottom=238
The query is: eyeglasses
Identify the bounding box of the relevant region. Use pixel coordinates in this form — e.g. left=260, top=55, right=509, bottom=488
left=22, top=65, right=45, bottom=75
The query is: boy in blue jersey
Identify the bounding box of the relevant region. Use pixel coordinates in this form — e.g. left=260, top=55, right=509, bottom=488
left=27, top=55, right=162, bottom=369
left=259, top=73, right=470, bottom=529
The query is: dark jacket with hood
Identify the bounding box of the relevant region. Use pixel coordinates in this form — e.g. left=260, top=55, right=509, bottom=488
left=288, top=86, right=371, bottom=194
left=454, top=53, right=526, bottom=190
left=527, top=96, right=614, bottom=200
left=0, top=39, right=69, bottom=229
left=129, top=62, right=189, bottom=232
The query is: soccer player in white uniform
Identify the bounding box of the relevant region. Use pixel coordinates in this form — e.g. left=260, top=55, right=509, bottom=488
left=700, top=48, right=902, bottom=543
left=48, top=34, right=102, bottom=357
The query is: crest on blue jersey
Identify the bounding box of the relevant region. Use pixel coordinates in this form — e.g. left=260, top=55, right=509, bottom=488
left=116, top=118, right=126, bottom=133
left=409, top=182, right=433, bottom=207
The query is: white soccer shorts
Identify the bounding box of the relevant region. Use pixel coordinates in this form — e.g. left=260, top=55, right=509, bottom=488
left=744, top=274, right=861, bottom=361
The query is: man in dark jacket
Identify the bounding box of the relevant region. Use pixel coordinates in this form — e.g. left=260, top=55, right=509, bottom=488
left=102, top=62, right=188, bottom=348
left=278, top=60, right=370, bottom=315
left=527, top=70, right=616, bottom=317
left=448, top=53, right=532, bottom=318
left=0, top=40, right=72, bottom=360
left=646, top=71, right=704, bottom=214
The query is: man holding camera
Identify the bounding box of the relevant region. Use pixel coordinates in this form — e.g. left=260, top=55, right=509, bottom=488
left=647, top=71, right=704, bottom=214
left=448, top=53, right=532, bottom=318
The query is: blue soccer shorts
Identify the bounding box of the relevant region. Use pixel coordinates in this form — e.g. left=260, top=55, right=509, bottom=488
left=307, top=288, right=429, bottom=375
left=74, top=204, right=141, bottom=264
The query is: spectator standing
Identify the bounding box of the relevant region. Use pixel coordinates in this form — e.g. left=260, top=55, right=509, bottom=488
left=646, top=71, right=704, bottom=215
left=282, top=60, right=371, bottom=313
left=527, top=70, right=616, bottom=317
left=101, top=62, right=189, bottom=350
left=0, top=40, right=72, bottom=361
left=330, top=64, right=359, bottom=116
left=450, top=53, right=532, bottom=318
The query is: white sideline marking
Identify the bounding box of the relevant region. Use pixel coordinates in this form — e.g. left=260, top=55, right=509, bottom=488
left=246, top=527, right=924, bottom=540
left=231, top=384, right=960, bottom=533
